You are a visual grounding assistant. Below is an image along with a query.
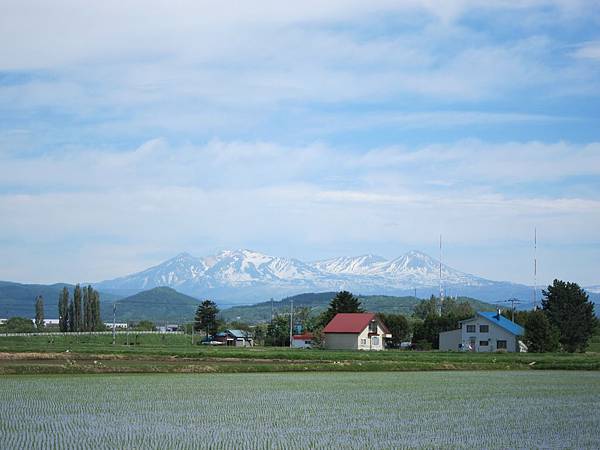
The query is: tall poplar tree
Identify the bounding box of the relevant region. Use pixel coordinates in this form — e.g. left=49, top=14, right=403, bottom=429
left=88, top=287, right=102, bottom=331
left=93, top=289, right=102, bottom=331
left=58, top=287, right=69, bottom=332
left=34, top=295, right=44, bottom=330
left=68, top=300, right=75, bottom=332
left=83, top=286, right=90, bottom=331
left=73, top=284, right=82, bottom=332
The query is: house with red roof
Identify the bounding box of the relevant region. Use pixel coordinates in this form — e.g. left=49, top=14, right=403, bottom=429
left=323, top=313, right=391, bottom=350
left=291, top=332, right=314, bottom=349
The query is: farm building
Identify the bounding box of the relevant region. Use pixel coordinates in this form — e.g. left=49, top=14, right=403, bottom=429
left=292, top=332, right=314, bottom=349
left=323, top=313, right=391, bottom=351
left=439, top=310, right=526, bottom=353
left=214, top=329, right=254, bottom=347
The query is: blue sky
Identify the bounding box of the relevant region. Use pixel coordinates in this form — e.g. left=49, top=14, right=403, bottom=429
left=1, top=0, right=599, bottom=286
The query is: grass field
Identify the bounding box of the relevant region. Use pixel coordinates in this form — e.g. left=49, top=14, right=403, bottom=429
left=0, top=333, right=599, bottom=374
left=1, top=371, right=599, bottom=449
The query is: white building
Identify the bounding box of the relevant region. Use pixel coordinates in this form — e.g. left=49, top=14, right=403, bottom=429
left=323, top=313, right=391, bottom=351
left=104, top=322, right=128, bottom=329
left=439, top=311, right=526, bottom=353
left=292, top=333, right=314, bottom=349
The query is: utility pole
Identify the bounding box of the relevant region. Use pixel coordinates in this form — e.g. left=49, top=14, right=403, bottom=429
left=504, top=298, right=522, bottom=322
left=112, top=303, right=116, bottom=345
left=289, top=298, right=294, bottom=348
left=270, top=298, right=274, bottom=323
left=191, top=321, right=194, bottom=345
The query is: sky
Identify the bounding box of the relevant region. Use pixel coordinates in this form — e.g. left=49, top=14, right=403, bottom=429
left=1, top=0, right=600, bottom=286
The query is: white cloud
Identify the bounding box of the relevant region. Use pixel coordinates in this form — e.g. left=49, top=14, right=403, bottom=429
left=0, top=138, right=599, bottom=283
left=573, top=41, right=600, bottom=60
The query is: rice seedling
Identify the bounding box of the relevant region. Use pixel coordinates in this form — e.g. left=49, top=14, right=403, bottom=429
left=0, top=371, right=598, bottom=449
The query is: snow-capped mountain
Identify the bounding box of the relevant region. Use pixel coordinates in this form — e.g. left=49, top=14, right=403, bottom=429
left=313, top=254, right=388, bottom=275
left=584, top=285, right=600, bottom=294
left=94, top=249, right=533, bottom=304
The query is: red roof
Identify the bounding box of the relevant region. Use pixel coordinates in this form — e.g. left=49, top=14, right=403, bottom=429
left=292, top=333, right=314, bottom=340
left=323, top=313, right=387, bottom=334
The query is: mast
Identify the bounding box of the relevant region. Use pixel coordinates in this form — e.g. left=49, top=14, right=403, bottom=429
left=439, top=234, right=443, bottom=316
left=533, top=228, right=537, bottom=309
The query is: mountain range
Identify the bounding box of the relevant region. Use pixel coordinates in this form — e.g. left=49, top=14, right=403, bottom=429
left=94, top=249, right=547, bottom=305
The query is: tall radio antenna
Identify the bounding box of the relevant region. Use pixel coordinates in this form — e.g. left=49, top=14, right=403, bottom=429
left=439, top=234, right=443, bottom=316
left=533, top=228, right=537, bottom=309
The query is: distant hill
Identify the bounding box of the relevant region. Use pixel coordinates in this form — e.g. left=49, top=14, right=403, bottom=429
left=0, top=281, right=122, bottom=319
left=219, top=292, right=497, bottom=324
left=109, top=286, right=201, bottom=323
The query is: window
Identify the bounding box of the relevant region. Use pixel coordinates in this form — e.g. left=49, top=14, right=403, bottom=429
left=466, top=325, right=476, bottom=333
left=360, top=339, right=367, bottom=345
left=479, top=340, right=488, bottom=346
left=369, top=321, right=377, bottom=333
left=497, top=340, right=507, bottom=349
left=479, top=325, right=489, bottom=333
left=372, top=337, right=379, bottom=346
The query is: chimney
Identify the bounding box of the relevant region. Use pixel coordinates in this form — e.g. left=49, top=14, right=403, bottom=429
left=496, top=308, right=501, bottom=320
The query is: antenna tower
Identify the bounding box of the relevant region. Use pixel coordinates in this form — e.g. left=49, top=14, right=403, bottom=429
left=533, top=228, right=537, bottom=309
left=439, top=234, right=444, bottom=316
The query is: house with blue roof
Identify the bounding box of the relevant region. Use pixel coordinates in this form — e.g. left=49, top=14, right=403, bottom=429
left=439, top=310, right=526, bottom=353
left=213, top=329, right=254, bottom=347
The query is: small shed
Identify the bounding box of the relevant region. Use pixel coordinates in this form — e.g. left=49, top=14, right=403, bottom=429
left=214, top=329, right=254, bottom=347
left=292, top=332, right=314, bottom=349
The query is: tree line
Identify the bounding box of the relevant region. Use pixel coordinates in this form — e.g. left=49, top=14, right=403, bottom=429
left=57, top=284, right=103, bottom=332
left=513, top=280, right=596, bottom=353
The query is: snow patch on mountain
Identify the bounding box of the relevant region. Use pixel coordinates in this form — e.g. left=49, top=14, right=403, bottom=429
left=94, top=248, right=519, bottom=304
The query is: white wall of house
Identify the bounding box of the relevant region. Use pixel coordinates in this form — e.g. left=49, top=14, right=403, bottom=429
left=439, top=329, right=462, bottom=351
left=292, top=338, right=312, bottom=349
left=460, top=317, right=518, bottom=352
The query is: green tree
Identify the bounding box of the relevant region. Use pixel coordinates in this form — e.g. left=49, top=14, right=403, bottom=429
left=319, top=291, right=363, bottom=327
left=252, top=323, right=268, bottom=346
left=133, top=320, right=155, bottom=331
left=68, top=300, right=75, bottom=332
left=524, top=309, right=559, bottom=353
left=542, top=279, right=596, bottom=352
left=194, top=300, right=220, bottom=338
left=441, top=297, right=474, bottom=318
left=500, top=309, right=532, bottom=327
left=83, top=286, right=91, bottom=331
left=379, top=313, right=410, bottom=348
left=34, top=295, right=44, bottom=330
left=58, top=287, right=70, bottom=332
left=4, top=317, right=36, bottom=333
left=73, top=284, right=82, bottom=332
left=413, top=295, right=438, bottom=319
left=88, top=287, right=102, bottom=331
left=412, top=313, right=468, bottom=350
left=265, top=314, right=291, bottom=346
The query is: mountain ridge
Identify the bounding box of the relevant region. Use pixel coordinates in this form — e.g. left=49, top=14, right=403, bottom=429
left=93, top=248, right=539, bottom=304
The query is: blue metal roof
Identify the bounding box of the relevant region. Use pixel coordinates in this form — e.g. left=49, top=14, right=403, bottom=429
left=478, top=311, right=524, bottom=336
left=226, top=329, right=248, bottom=339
